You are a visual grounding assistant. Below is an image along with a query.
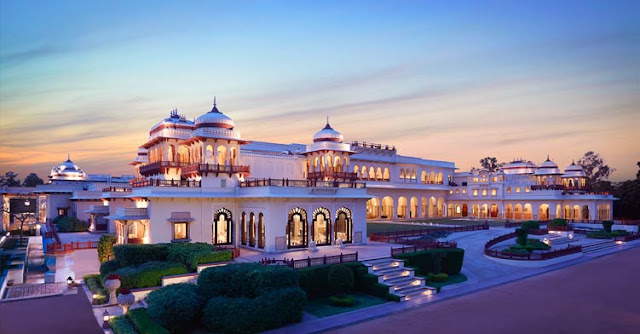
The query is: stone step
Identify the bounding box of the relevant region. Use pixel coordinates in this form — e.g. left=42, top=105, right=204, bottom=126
left=381, top=268, right=414, bottom=282
left=362, top=257, right=396, bottom=266
left=547, top=237, right=571, bottom=245
left=392, top=277, right=425, bottom=291
left=583, top=241, right=618, bottom=253
left=369, top=260, right=404, bottom=272
left=397, top=286, right=437, bottom=301
left=374, top=266, right=407, bottom=275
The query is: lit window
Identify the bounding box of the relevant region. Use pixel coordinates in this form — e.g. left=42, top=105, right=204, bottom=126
left=462, top=189, right=467, bottom=194
left=516, top=187, right=521, bottom=193
left=492, top=177, right=497, bottom=182
left=507, top=187, right=511, bottom=193
left=491, top=189, right=497, bottom=196
left=482, top=190, right=487, bottom=196
left=473, top=177, right=479, bottom=183
left=525, top=187, right=530, bottom=193
left=173, top=222, right=189, bottom=240
left=455, top=189, right=459, bottom=194
left=473, top=190, right=478, bottom=196
left=449, top=190, right=453, bottom=194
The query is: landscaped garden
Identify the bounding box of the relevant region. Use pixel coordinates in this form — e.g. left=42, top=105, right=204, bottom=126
left=53, top=215, right=90, bottom=232
left=585, top=220, right=632, bottom=239
left=393, top=248, right=466, bottom=290
left=368, top=218, right=498, bottom=234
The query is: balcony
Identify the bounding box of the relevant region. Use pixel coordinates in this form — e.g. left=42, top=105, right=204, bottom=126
left=182, top=163, right=250, bottom=177
left=139, top=161, right=188, bottom=176
left=102, top=186, right=132, bottom=192
left=308, top=171, right=358, bottom=180
left=239, top=178, right=366, bottom=189
left=130, top=178, right=201, bottom=188
left=351, top=141, right=396, bottom=151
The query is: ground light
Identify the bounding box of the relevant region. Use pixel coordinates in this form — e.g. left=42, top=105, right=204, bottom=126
left=103, top=310, right=111, bottom=329
left=66, top=276, right=73, bottom=287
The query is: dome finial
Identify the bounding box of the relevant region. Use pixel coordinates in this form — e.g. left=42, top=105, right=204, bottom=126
left=67, top=153, right=71, bottom=162
left=214, top=96, right=217, bottom=108
left=546, top=154, right=550, bottom=161
left=210, top=96, right=220, bottom=113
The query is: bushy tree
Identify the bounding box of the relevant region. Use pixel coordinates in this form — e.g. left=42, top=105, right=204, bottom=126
left=578, top=151, right=615, bottom=191
left=516, top=228, right=528, bottom=246
left=22, top=173, right=44, bottom=187
left=327, top=265, right=354, bottom=296
left=479, top=157, right=500, bottom=172
left=0, top=171, right=20, bottom=187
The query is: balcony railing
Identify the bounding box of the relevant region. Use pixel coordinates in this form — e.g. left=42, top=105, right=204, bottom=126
left=308, top=171, right=358, bottom=180
left=102, top=186, right=132, bottom=192
left=182, top=163, right=250, bottom=176
left=239, top=178, right=366, bottom=189
left=351, top=141, right=396, bottom=151
left=139, top=161, right=188, bottom=175
left=130, top=178, right=201, bottom=188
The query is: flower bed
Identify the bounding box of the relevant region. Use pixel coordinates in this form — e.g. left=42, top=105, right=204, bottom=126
left=83, top=274, right=109, bottom=304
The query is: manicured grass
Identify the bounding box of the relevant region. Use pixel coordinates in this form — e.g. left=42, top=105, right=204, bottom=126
left=427, top=273, right=468, bottom=289
left=304, top=292, right=389, bottom=318
left=367, top=219, right=502, bottom=234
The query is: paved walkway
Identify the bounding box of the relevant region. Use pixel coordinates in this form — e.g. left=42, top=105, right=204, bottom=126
left=324, top=247, right=640, bottom=334
left=0, top=288, right=103, bottom=334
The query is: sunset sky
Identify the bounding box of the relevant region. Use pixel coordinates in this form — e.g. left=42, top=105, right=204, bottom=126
left=1, top=1, right=639, bottom=182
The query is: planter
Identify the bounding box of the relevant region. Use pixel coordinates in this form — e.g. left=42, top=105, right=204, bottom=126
left=104, top=277, right=121, bottom=304
left=117, top=290, right=135, bottom=314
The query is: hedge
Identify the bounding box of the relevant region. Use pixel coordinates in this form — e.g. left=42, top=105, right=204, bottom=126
left=197, top=263, right=297, bottom=299
left=548, top=218, right=568, bottom=227
left=113, top=244, right=170, bottom=267
left=110, top=315, right=137, bottom=334
left=602, top=220, right=614, bottom=233
left=428, top=272, right=448, bottom=282
left=53, top=216, right=89, bottom=233
left=147, top=283, right=205, bottom=333
left=201, top=287, right=306, bottom=334
left=100, top=259, right=120, bottom=276
left=98, top=234, right=116, bottom=263
left=83, top=274, right=108, bottom=304
left=298, top=262, right=400, bottom=301
left=111, top=261, right=189, bottom=289
left=521, top=221, right=540, bottom=230
left=127, top=308, right=170, bottom=334
left=394, top=248, right=465, bottom=276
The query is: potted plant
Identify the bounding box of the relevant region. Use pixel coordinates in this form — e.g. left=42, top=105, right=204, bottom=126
left=117, top=288, right=135, bottom=314
left=104, top=274, right=121, bottom=304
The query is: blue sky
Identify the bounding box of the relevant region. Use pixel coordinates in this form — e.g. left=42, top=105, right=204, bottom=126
left=1, top=1, right=639, bottom=180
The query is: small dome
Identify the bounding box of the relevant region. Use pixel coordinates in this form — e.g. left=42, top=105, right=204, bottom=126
left=501, top=160, right=536, bottom=174
left=537, top=156, right=561, bottom=175
left=50, top=155, right=87, bottom=180
left=195, top=98, right=234, bottom=130
left=562, top=161, right=586, bottom=178
left=137, top=148, right=148, bottom=155
left=313, top=121, right=343, bottom=143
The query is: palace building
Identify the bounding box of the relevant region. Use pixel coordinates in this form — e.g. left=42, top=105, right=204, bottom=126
left=28, top=99, right=615, bottom=253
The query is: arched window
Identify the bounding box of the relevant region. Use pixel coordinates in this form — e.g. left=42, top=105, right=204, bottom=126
left=287, top=208, right=307, bottom=248
left=312, top=207, right=331, bottom=246
left=167, top=145, right=175, bottom=162
left=421, top=171, right=427, bottom=183
left=258, top=213, right=265, bottom=249
left=249, top=212, right=256, bottom=247
left=335, top=207, right=352, bottom=243
left=213, top=208, right=232, bottom=245
left=383, top=167, right=390, bottom=180
left=217, top=146, right=227, bottom=165
left=241, top=212, right=247, bottom=245
left=376, top=167, right=383, bottom=180
left=400, top=168, right=405, bottom=179
left=354, top=165, right=360, bottom=178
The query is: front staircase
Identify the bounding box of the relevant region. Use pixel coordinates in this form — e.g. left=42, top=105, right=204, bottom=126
left=582, top=240, right=619, bottom=254
left=362, top=258, right=436, bottom=301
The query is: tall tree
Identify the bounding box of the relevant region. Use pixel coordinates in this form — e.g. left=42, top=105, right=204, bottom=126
left=479, top=157, right=500, bottom=172
left=0, top=171, right=21, bottom=187
left=577, top=151, right=615, bottom=191
left=22, top=173, right=44, bottom=187
left=637, top=161, right=640, bottom=180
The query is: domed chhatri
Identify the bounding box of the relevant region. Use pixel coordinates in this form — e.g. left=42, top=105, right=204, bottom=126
left=195, top=97, right=235, bottom=130
left=536, top=155, right=561, bottom=175
left=50, top=155, right=87, bottom=180
left=563, top=160, right=586, bottom=178
left=313, top=118, right=344, bottom=143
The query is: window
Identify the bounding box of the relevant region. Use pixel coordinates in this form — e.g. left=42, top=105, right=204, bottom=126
left=473, top=177, right=479, bottom=183
left=491, top=177, right=497, bottom=182
left=449, top=190, right=453, bottom=194
left=482, top=190, right=487, bottom=196
left=473, top=190, right=478, bottom=196
left=507, top=187, right=511, bottom=193
left=173, top=222, right=189, bottom=240
left=516, top=187, right=521, bottom=193
left=491, top=189, right=497, bottom=196
left=455, top=189, right=459, bottom=194
left=57, top=208, right=68, bottom=217
left=462, top=189, right=467, bottom=194
left=525, top=187, right=530, bottom=193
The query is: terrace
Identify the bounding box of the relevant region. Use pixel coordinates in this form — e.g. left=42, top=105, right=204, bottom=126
left=239, top=178, right=366, bottom=188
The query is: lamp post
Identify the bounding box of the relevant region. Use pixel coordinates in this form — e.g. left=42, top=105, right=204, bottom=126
left=102, top=309, right=111, bottom=329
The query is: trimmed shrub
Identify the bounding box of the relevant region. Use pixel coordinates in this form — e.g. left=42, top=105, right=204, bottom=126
left=100, top=259, right=120, bottom=276
left=83, top=274, right=108, bottom=304
left=201, top=287, right=306, bottom=334
left=394, top=248, right=465, bottom=276
left=109, top=315, right=137, bottom=334
left=53, top=216, right=89, bottom=232
left=516, top=228, right=528, bottom=246
left=441, top=248, right=464, bottom=275
left=427, top=272, right=448, bottom=282
left=328, top=265, right=354, bottom=295
left=113, top=244, right=170, bottom=267
left=330, top=295, right=356, bottom=307
left=587, top=230, right=612, bottom=239
left=521, top=221, right=540, bottom=230
left=548, top=218, right=568, bottom=227
left=602, top=220, right=614, bottom=233
left=147, top=283, right=204, bottom=333
left=127, top=308, right=170, bottom=334
left=167, top=242, right=232, bottom=271
left=190, top=250, right=232, bottom=269
left=113, top=261, right=188, bottom=289
left=245, top=265, right=299, bottom=296
left=98, top=234, right=116, bottom=263
left=197, top=263, right=263, bottom=299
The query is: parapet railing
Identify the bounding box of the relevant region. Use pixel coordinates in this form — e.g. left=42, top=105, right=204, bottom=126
left=484, top=232, right=582, bottom=260
left=260, top=252, right=358, bottom=269
left=239, top=178, right=366, bottom=189
left=390, top=241, right=458, bottom=257
left=130, top=178, right=201, bottom=188
left=370, top=223, right=489, bottom=244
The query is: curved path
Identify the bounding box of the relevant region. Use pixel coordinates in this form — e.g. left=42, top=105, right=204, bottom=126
left=324, top=246, right=640, bottom=334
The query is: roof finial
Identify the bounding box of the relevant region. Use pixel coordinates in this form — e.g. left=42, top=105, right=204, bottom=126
left=67, top=153, right=71, bottom=161
left=547, top=154, right=550, bottom=161
left=326, top=116, right=329, bottom=125
left=213, top=96, right=217, bottom=108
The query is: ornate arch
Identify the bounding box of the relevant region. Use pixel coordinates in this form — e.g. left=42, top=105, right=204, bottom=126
left=312, top=207, right=331, bottom=246
left=213, top=207, right=233, bottom=245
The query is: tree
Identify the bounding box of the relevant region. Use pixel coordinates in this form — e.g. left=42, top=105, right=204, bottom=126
left=577, top=151, right=615, bottom=191
left=637, top=161, right=640, bottom=180
left=479, top=157, right=500, bottom=172
left=22, top=173, right=44, bottom=187
left=0, top=171, right=21, bottom=187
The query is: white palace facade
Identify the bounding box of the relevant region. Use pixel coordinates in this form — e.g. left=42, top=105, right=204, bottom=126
left=29, top=100, right=615, bottom=253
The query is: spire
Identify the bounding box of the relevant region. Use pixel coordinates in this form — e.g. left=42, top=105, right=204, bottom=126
left=323, top=116, right=333, bottom=130
left=546, top=154, right=550, bottom=161
left=214, top=96, right=217, bottom=108
left=67, top=153, right=71, bottom=162
left=210, top=96, right=220, bottom=113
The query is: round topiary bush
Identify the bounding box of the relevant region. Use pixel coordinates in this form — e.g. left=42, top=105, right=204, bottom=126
left=327, top=264, right=354, bottom=296
left=146, top=283, right=204, bottom=333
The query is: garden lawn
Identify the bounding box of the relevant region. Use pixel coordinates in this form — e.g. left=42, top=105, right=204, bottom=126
left=427, top=273, right=468, bottom=289
left=305, top=292, right=389, bottom=318
left=368, top=219, right=501, bottom=234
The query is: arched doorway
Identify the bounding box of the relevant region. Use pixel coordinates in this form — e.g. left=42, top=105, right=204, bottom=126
left=490, top=204, right=498, bottom=218
left=241, top=212, right=247, bottom=245
left=213, top=208, right=232, bottom=245
left=473, top=204, right=480, bottom=218
left=287, top=208, right=307, bottom=248
left=429, top=197, right=437, bottom=217
left=258, top=213, right=265, bottom=249
left=505, top=204, right=513, bottom=219
left=397, top=196, right=408, bottom=218
left=582, top=205, right=589, bottom=220
left=410, top=197, right=418, bottom=219
left=539, top=204, right=550, bottom=221
left=481, top=204, right=488, bottom=218
left=437, top=197, right=445, bottom=217
left=366, top=198, right=379, bottom=219
left=462, top=204, right=468, bottom=217
left=249, top=212, right=256, bottom=247
left=421, top=197, right=428, bottom=218
left=573, top=205, right=580, bottom=220
left=335, top=207, right=353, bottom=243
left=523, top=203, right=532, bottom=220
left=381, top=196, right=394, bottom=219
left=514, top=204, right=523, bottom=219
left=312, top=207, right=331, bottom=246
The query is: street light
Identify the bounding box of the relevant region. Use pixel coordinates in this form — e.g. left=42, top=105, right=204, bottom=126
left=102, top=310, right=111, bottom=329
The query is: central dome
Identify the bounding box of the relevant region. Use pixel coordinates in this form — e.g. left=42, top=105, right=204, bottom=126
left=195, top=98, right=234, bottom=129
left=50, top=155, right=87, bottom=180
left=313, top=120, right=343, bottom=143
